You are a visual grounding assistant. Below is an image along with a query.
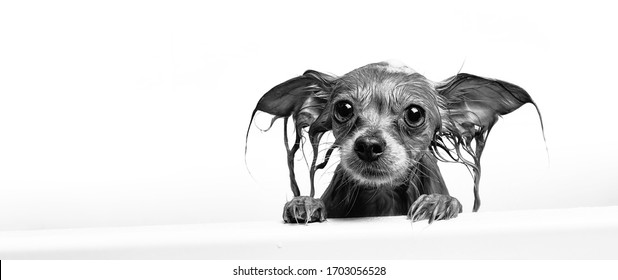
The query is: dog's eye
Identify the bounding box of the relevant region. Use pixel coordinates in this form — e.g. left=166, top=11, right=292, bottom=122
left=404, top=105, right=425, bottom=127
left=333, top=101, right=354, bottom=122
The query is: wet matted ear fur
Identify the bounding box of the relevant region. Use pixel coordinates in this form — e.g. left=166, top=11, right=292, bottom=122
left=245, top=70, right=337, bottom=197
left=431, top=73, right=544, bottom=212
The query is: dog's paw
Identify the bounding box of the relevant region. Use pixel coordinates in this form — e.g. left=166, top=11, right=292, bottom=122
left=407, top=194, right=462, bottom=224
left=282, top=196, right=327, bottom=224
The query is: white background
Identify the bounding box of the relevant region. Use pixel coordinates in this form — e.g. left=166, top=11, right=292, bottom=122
left=0, top=0, right=617, bottom=231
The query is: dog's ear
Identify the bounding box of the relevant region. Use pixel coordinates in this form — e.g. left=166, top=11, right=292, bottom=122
left=434, top=73, right=542, bottom=212
left=250, top=70, right=334, bottom=130
left=246, top=70, right=336, bottom=197
left=437, top=73, right=537, bottom=138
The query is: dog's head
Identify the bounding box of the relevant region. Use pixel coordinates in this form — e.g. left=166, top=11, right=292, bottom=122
left=329, top=62, right=442, bottom=186
left=247, top=61, right=540, bottom=207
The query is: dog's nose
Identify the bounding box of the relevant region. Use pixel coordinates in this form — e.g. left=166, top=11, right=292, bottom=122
left=353, top=136, right=385, bottom=162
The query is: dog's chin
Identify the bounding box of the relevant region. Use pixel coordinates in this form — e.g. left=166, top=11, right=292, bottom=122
left=341, top=161, right=408, bottom=188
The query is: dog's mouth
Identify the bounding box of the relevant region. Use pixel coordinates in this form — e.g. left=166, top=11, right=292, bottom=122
left=340, top=157, right=409, bottom=187
left=354, top=164, right=392, bottom=179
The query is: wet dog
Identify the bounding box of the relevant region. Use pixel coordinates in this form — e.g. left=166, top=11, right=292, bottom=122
left=247, top=61, right=542, bottom=223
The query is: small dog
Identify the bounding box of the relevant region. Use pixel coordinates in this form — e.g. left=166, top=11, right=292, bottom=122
left=247, top=61, right=541, bottom=223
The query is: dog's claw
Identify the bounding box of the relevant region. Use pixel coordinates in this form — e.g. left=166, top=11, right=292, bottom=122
left=407, top=194, right=462, bottom=223
left=283, top=196, right=327, bottom=223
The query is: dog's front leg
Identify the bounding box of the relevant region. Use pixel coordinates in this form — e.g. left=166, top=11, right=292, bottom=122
left=282, top=196, right=327, bottom=223
left=407, top=194, right=463, bottom=223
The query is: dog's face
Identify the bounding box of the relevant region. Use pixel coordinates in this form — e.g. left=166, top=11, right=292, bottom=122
left=330, top=62, right=443, bottom=187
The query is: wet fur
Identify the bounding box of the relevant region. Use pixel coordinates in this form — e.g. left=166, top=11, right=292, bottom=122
left=246, top=61, right=543, bottom=223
